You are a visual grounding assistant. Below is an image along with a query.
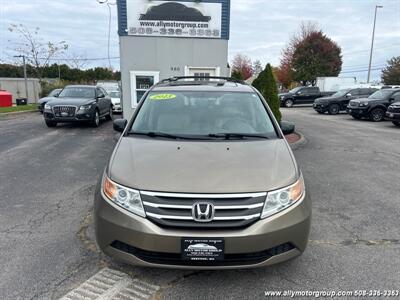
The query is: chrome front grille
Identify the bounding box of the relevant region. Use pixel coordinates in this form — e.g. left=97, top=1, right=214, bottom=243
left=52, top=105, right=77, bottom=117
left=141, top=191, right=266, bottom=229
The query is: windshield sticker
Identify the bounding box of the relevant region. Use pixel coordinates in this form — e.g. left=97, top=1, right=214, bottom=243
left=150, top=94, right=176, bottom=100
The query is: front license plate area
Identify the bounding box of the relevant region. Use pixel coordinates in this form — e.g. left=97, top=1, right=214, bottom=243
left=182, top=238, right=224, bottom=261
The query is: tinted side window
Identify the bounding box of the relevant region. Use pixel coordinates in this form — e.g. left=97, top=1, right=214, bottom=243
left=303, top=87, right=317, bottom=94
left=350, top=89, right=360, bottom=96
left=361, top=88, right=374, bottom=95
left=96, top=88, right=103, bottom=97
left=392, top=92, right=400, bottom=101
left=101, top=87, right=108, bottom=96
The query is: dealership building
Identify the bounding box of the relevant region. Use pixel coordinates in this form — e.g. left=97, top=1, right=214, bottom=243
left=116, top=0, right=231, bottom=119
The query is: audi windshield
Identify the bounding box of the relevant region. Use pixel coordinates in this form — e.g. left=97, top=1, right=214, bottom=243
left=130, top=91, right=278, bottom=139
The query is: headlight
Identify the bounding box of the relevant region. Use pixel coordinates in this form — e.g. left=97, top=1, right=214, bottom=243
left=103, top=175, right=146, bottom=217
left=79, top=104, right=93, bottom=111
left=280, top=96, right=285, bottom=100
left=261, top=174, right=305, bottom=219
left=44, top=103, right=51, bottom=110
left=359, top=102, right=368, bottom=107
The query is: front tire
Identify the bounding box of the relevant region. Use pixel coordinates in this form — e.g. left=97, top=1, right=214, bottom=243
left=328, top=104, right=340, bottom=115
left=284, top=99, right=294, bottom=108
left=393, top=121, right=400, bottom=127
left=105, top=106, right=113, bottom=121
left=369, top=108, right=385, bottom=122
left=45, top=120, right=57, bottom=127
left=91, top=110, right=100, bottom=127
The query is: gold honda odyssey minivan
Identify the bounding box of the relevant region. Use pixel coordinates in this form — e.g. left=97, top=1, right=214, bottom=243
left=94, top=77, right=311, bottom=269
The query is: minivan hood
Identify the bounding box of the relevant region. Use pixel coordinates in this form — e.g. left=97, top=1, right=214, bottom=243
left=109, top=137, right=298, bottom=194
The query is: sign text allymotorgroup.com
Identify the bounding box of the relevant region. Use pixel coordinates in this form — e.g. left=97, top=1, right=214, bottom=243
left=127, top=0, right=222, bottom=38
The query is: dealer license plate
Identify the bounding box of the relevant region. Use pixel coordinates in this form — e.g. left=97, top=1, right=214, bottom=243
left=182, top=238, right=224, bottom=261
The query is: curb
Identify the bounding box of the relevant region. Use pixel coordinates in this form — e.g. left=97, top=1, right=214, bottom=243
left=289, top=131, right=307, bottom=150
left=0, top=109, right=39, bottom=117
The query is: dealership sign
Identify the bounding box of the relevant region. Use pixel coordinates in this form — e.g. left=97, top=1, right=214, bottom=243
left=126, top=0, right=222, bottom=38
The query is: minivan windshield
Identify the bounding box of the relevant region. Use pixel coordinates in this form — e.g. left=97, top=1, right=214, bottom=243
left=368, top=89, right=394, bottom=100
left=130, top=91, right=277, bottom=139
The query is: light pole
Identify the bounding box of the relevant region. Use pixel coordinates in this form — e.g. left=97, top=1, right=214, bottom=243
left=97, top=0, right=116, bottom=70
left=14, top=55, right=29, bottom=101
left=367, top=5, right=383, bottom=83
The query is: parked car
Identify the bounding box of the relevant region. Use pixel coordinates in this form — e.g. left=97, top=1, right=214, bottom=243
left=313, top=88, right=378, bottom=115
left=43, top=85, right=112, bottom=127
left=108, top=90, right=122, bottom=113
left=381, top=85, right=400, bottom=89
left=95, top=76, right=311, bottom=269
left=347, top=88, right=400, bottom=121
left=279, top=86, right=334, bottom=107
left=386, top=102, right=400, bottom=127
left=37, top=88, right=62, bottom=113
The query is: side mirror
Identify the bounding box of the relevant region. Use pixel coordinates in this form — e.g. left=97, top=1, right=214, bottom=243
left=389, top=97, right=395, bottom=102
left=346, top=93, right=352, bottom=97
left=280, top=121, right=295, bottom=135
left=54, top=93, right=59, bottom=97
left=297, top=91, right=302, bottom=95
left=97, top=93, right=105, bottom=99
left=113, top=119, right=127, bottom=132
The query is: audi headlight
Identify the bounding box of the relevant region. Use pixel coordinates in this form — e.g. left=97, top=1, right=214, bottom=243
left=79, top=104, right=93, bottom=111
left=359, top=101, right=368, bottom=107
left=261, top=174, right=305, bottom=219
left=103, top=175, right=145, bottom=217
left=44, top=103, right=51, bottom=110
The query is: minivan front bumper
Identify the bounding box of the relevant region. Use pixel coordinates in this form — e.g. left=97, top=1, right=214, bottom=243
left=94, top=187, right=311, bottom=269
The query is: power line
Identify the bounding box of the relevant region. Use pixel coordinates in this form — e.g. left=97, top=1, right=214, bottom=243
left=340, top=67, right=383, bottom=74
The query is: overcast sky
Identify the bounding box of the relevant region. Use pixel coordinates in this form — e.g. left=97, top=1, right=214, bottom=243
left=1, top=0, right=399, bottom=82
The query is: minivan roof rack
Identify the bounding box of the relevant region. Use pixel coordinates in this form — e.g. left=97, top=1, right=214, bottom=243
left=159, top=76, right=247, bottom=85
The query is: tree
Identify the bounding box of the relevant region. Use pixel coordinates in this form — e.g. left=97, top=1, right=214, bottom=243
left=382, top=56, right=400, bottom=85
left=277, top=22, right=342, bottom=87
left=231, top=69, right=244, bottom=80
left=292, top=31, right=342, bottom=86
left=8, top=24, right=68, bottom=81
left=252, top=64, right=281, bottom=122
left=252, top=60, right=263, bottom=76
left=277, top=22, right=319, bottom=88
left=231, top=54, right=253, bottom=80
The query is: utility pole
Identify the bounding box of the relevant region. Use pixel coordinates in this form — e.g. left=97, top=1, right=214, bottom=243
left=14, top=55, right=29, bottom=101
left=367, top=5, right=383, bottom=83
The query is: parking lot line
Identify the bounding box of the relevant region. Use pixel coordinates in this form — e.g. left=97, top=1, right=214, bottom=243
left=60, top=268, right=160, bottom=300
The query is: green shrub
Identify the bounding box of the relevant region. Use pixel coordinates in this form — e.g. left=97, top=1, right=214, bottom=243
left=252, top=64, right=281, bottom=122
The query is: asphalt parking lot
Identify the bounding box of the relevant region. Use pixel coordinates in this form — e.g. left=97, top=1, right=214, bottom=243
left=0, top=108, right=399, bottom=299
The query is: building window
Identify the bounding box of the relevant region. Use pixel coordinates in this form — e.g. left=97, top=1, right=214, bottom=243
left=130, top=71, right=160, bottom=108
left=194, top=72, right=211, bottom=81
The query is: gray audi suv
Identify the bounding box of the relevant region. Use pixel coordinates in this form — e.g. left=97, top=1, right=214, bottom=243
left=94, top=77, right=311, bottom=269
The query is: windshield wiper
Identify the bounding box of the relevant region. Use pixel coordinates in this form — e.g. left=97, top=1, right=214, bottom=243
left=208, top=133, right=270, bottom=140
left=130, top=131, right=208, bottom=140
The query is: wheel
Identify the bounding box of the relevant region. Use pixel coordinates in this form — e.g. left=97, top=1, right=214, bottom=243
left=45, top=120, right=57, bottom=127
left=284, top=99, right=294, bottom=108
left=352, top=115, right=361, bottom=120
left=369, top=108, right=385, bottom=122
left=392, top=121, right=400, bottom=127
left=328, top=104, right=340, bottom=115
left=105, top=106, right=113, bottom=121
left=91, top=110, right=100, bottom=127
